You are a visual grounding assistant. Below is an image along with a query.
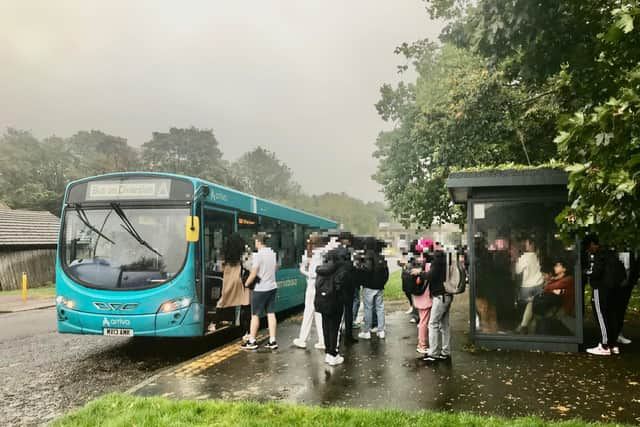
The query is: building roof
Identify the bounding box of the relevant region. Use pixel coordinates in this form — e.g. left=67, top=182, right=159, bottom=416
left=0, top=207, right=60, bottom=247
left=446, top=168, right=568, bottom=203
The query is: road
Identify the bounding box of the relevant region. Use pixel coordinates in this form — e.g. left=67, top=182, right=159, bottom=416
left=0, top=308, right=235, bottom=426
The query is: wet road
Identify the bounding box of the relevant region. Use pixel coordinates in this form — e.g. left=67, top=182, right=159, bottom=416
left=135, top=298, right=640, bottom=425
left=0, top=308, right=236, bottom=426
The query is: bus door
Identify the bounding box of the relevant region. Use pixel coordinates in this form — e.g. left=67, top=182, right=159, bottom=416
left=202, top=208, right=236, bottom=329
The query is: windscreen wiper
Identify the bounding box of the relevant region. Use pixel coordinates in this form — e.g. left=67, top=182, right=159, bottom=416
left=110, top=203, right=163, bottom=258
left=73, top=204, right=115, bottom=245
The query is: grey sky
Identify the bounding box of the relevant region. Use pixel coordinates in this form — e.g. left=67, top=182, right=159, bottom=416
left=0, top=1, right=442, bottom=201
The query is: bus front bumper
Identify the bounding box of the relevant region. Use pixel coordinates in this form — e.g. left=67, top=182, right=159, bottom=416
left=56, top=303, right=202, bottom=337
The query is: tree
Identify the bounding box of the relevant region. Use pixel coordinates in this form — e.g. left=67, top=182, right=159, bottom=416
left=232, top=146, right=301, bottom=200
left=373, top=43, right=558, bottom=227
left=286, top=193, right=390, bottom=235
left=141, top=127, right=229, bottom=185
left=555, top=3, right=640, bottom=247
left=67, top=130, right=138, bottom=175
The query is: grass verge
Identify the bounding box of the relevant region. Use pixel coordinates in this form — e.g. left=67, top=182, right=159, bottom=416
left=52, top=393, right=630, bottom=427
left=384, top=270, right=404, bottom=301
left=0, top=283, right=55, bottom=299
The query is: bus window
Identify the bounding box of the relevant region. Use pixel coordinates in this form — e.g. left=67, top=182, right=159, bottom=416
left=259, top=217, right=296, bottom=268
left=203, top=210, right=234, bottom=273
left=237, top=213, right=259, bottom=251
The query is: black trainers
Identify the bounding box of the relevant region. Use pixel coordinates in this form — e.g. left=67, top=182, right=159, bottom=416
left=241, top=340, right=258, bottom=350
left=265, top=341, right=278, bottom=350
left=422, top=355, right=440, bottom=364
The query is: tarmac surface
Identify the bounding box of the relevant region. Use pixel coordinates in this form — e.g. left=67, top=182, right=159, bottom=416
left=133, top=296, right=640, bottom=424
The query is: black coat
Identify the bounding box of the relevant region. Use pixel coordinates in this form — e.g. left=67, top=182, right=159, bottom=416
left=420, top=250, right=447, bottom=296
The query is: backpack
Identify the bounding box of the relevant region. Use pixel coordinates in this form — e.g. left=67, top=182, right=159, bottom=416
left=443, top=251, right=467, bottom=295
left=371, top=256, right=389, bottom=289
left=314, top=261, right=345, bottom=315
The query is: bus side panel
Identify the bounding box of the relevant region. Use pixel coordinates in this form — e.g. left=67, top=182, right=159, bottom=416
left=274, top=268, right=306, bottom=312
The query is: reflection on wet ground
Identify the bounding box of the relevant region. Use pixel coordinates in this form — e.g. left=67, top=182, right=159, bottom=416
left=133, top=298, right=640, bottom=424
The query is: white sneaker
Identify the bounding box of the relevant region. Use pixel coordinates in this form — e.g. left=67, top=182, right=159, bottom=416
left=587, top=344, right=611, bottom=356
left=325, top=354, right=335, bottom=365
left=618, top=334, right=632, bottom=345
left=358, top=331, right=371, bottom=340
left=416, top=347, right=429, bottom=354
left=612, top=346, right=621, bottom=355
left=314, top=342, right=326, bottom=350
left=293, top=338, right=307, bottom=349
left=377, top=331, right=386, bottom=339
left=242, top=334, right=251, bottom=343
left=409, top=318, right=417, bottom=324
left=333, top=355, right=345, bottom=365
left=371, top=327, right=379, bottom=333
left=405, top=307, right=413, bottom=314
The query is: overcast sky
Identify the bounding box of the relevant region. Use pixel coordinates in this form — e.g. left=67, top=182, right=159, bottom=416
left=0, top=1, right=442, bottom=202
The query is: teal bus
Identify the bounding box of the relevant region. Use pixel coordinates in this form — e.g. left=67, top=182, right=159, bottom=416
left=56, top=172, right=337, bottom=337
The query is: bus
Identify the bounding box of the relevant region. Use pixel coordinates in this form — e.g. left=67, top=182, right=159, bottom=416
left=56, top=172, right=338, bottom=337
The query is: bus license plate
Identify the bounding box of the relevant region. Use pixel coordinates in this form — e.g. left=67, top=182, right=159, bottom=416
left=103, top=328, right=134, bottom=337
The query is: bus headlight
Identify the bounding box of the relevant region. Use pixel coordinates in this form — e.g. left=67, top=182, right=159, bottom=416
left=158, top=297, right=192, bottom=313
left=56, top=296, right=75, bottom=309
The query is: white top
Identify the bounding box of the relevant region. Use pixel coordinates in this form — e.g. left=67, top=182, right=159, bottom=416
left=515, top=251, right=544, bottom=288
left=300, top=250, right=324, bottom=282
left=252, top=247, right=278, bottom=292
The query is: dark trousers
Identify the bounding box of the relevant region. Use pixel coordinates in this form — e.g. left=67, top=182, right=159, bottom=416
left=240, top=305, right=251, bottom=335
left=343, top=287, right=355, bottom=339
left=322, top=305, right=344, bottom=357
left=617, top=284, right=635, bottom=335
left=592, top=287, right=622, bottom=347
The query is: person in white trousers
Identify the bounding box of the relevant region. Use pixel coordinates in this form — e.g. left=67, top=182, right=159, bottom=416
left=293, top=233, right=326, bottom=350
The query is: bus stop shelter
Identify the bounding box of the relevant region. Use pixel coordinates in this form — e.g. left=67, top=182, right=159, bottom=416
left=446, top=168, right=583, bottom=352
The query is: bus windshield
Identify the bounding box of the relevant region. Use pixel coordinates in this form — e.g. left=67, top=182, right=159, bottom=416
left=62, top=206, right=189, bottom=290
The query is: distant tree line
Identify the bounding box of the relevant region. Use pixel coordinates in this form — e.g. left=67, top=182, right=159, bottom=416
left=0, top=127, right=388, bottom=234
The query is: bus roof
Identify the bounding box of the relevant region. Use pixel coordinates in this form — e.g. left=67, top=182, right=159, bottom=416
left=65, top=171, right=339, bottom=230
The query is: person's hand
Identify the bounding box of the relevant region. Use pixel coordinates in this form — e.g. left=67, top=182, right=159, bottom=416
left=552, top=289, right=562, bottom=295
left=410, top=268, right=422, bottom=276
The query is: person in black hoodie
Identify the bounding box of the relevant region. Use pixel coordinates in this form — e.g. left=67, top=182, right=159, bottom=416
left=617, top=250, right=639, bottom=345
left=412, top=244, right=450, bottom=364
left=585, top=235, right=626, bottom=356
left=358, top=242, right=390, bottom=340
left=338, top=232, right=358, bottom=343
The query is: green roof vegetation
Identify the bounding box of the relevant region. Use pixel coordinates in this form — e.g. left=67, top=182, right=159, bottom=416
left=452, top=161, right=567, bottom=174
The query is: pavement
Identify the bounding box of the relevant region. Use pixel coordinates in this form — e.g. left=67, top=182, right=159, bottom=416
left=132, top=295, right=640, bottom=424
left=0, top=294, right=55, bottom=313
left=0, top=307, right=239, bottom=426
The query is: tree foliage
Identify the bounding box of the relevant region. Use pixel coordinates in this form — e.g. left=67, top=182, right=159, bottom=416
left=232, top=146, right=301, bottom=201
left=374, top=43, right=558, bottom=227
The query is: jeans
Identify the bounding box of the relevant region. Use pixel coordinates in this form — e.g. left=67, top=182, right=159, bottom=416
left=362, top=288, right=385, bottom=333
left=428, top=294, right=453, bottom=357
left=352, top=286, right=361, bottom=323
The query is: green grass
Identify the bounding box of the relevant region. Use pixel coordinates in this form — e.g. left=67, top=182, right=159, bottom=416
left=384, top=270, right=404, bottom=300
left=52, top=393, right=630, bottom=427
left=0, top=283, right=55, bottom=299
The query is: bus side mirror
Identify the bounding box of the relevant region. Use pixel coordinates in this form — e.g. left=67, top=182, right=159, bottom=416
left=186, top=216, right=200, bottom=242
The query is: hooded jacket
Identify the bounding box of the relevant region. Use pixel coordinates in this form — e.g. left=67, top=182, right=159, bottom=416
left=420, top=250, right=446, bottom=296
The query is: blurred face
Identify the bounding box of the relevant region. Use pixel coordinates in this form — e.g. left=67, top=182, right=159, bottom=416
left=553, top=262, right=567, bottom=276
left=525, top=240, right=534, bottom=252
left=588, top=242, right=600, bottom=253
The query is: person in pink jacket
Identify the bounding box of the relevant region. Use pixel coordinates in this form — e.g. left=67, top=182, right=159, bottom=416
left=413, top=239, right=433, bottom=354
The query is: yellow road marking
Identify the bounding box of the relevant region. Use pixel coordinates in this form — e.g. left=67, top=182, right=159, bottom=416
left=173, top=335, right=265, bottom=378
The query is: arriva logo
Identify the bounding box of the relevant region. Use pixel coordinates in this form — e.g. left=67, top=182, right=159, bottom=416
left=94, top=302, right=139, bottom=311
left=102, top=317, right=131, bottom=327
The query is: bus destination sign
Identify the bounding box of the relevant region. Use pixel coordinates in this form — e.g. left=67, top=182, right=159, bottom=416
left=86, top=179, right=172, bottom=201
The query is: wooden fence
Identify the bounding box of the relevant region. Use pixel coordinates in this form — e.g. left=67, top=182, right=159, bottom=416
left=0, top=248, right=56, bottom=290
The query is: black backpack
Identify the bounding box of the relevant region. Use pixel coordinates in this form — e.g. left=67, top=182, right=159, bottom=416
left=314, top=262, right=340, bottom=315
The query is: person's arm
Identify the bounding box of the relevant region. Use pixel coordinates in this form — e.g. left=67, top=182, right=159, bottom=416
left=544, top=276, right=571, bottom=292
left=515, top=254, right=526, bottom=274
left=245, top=253, right=261, bottom=287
